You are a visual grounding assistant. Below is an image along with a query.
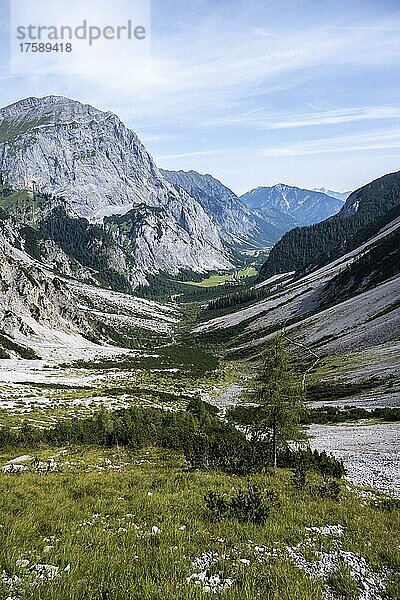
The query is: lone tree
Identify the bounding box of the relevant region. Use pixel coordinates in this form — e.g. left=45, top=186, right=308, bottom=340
left=246, top=334, right=306, bottom=467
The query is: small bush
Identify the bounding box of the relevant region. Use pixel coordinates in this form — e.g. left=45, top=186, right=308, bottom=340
left=205, top=483, right=271, bottom=524
left=378, top=497, right=400, bottom=512
left=184, top=428, right=272, bottom=475
left=291, top=455, right=307, bottom=490
left=230, top=484, right=271, bottom=524
left=204, top=491, right=230, bottom=521
left=186, top=396, right=219, bottom=419
left=315, top=479, right=341, bottom=501
left=280, top=448, right=345, bottom=479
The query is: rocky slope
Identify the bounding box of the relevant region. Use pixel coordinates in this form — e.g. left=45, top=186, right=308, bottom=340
left=0, top=208, right=179, bottom=359
left=0, top=96, right=233, bottom=278
left=194, top=210, right=400, bottom=395
left=241, top=184, right=344, bottom=226
left=161, top=169, right=284, bottom=247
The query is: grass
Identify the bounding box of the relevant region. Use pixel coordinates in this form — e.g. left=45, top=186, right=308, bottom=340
left=0, top=445, right=398, bottom=600
left=305, top=378, right=384, bottom=403
left=60, top=344, right=219, bottom=376
left=305, top=350, right=400, bottom=399
left=184, top=267, right=258, bottom=288
left=239, top=246, right=272, bottom=258
left=326, top=562, right=359, bottom=599
left=0, top=117, right=52, bottom=144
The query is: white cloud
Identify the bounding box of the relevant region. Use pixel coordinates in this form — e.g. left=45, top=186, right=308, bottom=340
left=18, top=8, right=396, bottom=125
left=261, top=129, right=400, bottom=157
left=154, top=149, right=220, bottom=161
left=210, top=106, right=400, bottom=130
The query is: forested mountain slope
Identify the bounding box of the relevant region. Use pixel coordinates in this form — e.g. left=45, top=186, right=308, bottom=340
left=195, top=211, right=400, bottom=369
left=259, top=171, right=400, bottom=279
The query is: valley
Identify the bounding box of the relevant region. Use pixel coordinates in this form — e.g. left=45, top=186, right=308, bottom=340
left=0, top=95, right=399, bottom=599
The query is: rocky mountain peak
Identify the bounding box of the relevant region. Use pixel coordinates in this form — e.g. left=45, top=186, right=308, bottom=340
left=161, top=168, right=284, bottom=248
left=0, top=95, right=114, bottom=126
left=0, top=96, right=233, bottom=276
left=241, top=183, right=344, bottom=225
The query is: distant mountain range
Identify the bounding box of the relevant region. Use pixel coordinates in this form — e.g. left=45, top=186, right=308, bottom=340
left=161, top=169, right=284, bottom=248
left=161, top=171, right=348, bottom=249
left=313, top=187, right=351, bottom=202
left=259, top=170, right=400, bottom=280
left=241, top=184, right=345, bottom=226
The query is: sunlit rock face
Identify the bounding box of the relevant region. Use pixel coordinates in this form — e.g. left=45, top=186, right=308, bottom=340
left=0, top=95, right=232, bottom=275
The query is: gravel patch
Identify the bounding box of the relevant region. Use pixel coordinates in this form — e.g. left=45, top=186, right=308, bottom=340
left=310, top=391, right=400, bottom=410
left=308, top=423, right=400, bottom=497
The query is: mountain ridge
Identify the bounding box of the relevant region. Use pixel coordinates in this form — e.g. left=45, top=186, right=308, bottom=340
left=241, top=184, right=344, bottom=226
left=0, top=95, right=234, bottom=279
left=258, top=170, right=400, bottom=280
left=161, top=168, right=286, bottom=248
left=313, top=187, right=350, bottom=201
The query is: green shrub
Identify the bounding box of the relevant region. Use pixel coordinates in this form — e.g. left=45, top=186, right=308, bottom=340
left=204, top=491, right=230, bottom=521
left=378, top=497, right=400, bottom=512
left=186, top=395, right=219, bottom=421
left=291, top=457, right=307, bottom=490
left=205, top=483, right=271, bottom=524
left=280, top=448, right=345, bottom=479
left=315, top=479, right=341, bottom=501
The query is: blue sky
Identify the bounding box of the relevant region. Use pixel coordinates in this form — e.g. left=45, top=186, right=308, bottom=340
left=0, top=0, right=399, bottom=195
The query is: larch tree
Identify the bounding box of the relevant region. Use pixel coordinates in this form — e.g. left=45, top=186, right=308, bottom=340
left=247, top=334, right=306, bottom=467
